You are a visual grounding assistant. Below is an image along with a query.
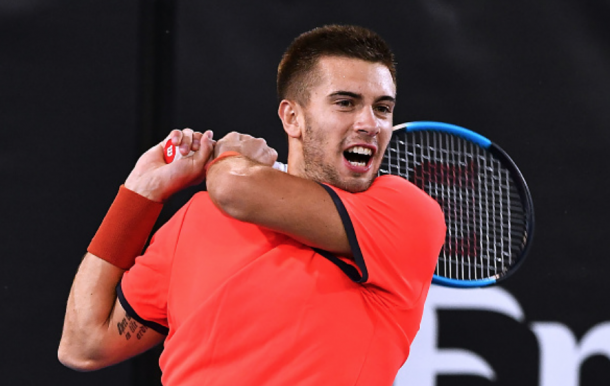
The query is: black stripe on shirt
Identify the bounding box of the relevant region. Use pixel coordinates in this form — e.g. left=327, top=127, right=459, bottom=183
left=116, top=281, right=169, bottom=335
left=317, top=184, right=369, bottom=283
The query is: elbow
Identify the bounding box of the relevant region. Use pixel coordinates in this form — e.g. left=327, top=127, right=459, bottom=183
left=57, top=339, right=107, bottom=372
left=207, top=171, right=252, bottom=221
left=58, top=349, right=101, bottom=372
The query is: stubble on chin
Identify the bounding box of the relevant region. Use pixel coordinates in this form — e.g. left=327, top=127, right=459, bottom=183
left=302, top=122, right=375, bottom=193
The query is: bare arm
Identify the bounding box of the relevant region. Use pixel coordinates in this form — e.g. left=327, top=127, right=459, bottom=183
left=58, top=254, right=164, bottom=370
left=59, top=129, right=214, bottom=370
left=206, top=134, right=350, bottom=255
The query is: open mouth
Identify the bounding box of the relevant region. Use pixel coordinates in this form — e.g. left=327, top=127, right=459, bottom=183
left=343, top=146, right=374, bottom=168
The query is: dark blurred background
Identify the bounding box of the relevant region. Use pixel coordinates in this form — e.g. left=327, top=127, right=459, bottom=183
left=2, top=0, right=609, bottom=385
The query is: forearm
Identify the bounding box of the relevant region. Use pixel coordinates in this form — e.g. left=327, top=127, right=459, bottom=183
left=206, top=156, right=351, bottom=255
left=59, top=187, right=164, bottom=369
left=59, top=253, right=124, bottom=369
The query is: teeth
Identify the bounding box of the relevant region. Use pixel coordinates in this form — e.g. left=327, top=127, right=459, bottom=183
left=347, top=146, right=372, bottom=156
left=348, top=160, right=366, bottom=167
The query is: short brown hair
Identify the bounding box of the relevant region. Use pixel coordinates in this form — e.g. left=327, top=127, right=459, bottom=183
left=277, top=25, right=396, bottom=105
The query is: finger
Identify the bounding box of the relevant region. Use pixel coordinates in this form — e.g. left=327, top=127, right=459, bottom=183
left=192, top=132, right=215, bottom=164
left=179, top=128, right=194, bottom=155
left=191, top=129, right=214, bottom=151
left=192, top=131, right=203, bottom=151
left=264, top=147, right=279, bottom=166
left=254, top=138, right=277, bottom=165
left=169, top=129, right=182, bottom=146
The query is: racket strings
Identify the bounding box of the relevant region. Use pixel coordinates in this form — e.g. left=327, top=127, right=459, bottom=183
left=379, top=131, right=528, bottom=281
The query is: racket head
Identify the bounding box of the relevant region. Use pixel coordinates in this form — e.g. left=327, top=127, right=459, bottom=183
left=380, top=121, right=535, bottom=288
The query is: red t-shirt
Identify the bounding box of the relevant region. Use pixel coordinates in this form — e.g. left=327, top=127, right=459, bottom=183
left=119, top=175, right=445, bottom=386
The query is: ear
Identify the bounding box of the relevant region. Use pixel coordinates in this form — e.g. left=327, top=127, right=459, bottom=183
left=278, top=99, right=303, bottom=139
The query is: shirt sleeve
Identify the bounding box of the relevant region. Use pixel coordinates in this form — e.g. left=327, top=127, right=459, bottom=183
left=117, top=198, right=195, bottom=335
left=322, top=175, right=446, bottom=309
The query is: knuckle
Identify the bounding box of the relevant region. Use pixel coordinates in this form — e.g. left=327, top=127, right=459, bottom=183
left=226, top=131, right=240, bottom=140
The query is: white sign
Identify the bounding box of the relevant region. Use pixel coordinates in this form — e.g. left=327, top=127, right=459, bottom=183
left=394, top=286, right=610, bottom=386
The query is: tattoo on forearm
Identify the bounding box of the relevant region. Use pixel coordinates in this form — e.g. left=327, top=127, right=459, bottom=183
left=117, top=316, right=129, bottom=336
left=117, top=314, right=148, bottom=341
left=137, top=325, right=148, bottom=339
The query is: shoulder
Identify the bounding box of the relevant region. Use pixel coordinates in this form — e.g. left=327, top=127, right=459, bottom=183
left=339, top=175, right=440, bottom=211
left=158, top=192, right=216, bottom=234
left=373, top=176, right=441, bottom=213
left=180, top=191, right=214, bottom=214
left=366, top=175, right=420, bottom=196
left=369, top=175, right=430, bottom=198
left=328, top=175, right=445, bottom=236
left=379, top=176, right=445, bottom=235
left=190, top=190, right=211, bottom=203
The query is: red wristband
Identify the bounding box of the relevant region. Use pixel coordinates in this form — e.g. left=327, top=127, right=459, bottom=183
left=205, top=151, right=241, bottom=174
left=87, top=185, right=163, bottom=270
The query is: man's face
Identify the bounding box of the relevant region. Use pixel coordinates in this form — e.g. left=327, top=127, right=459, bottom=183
left=299, top=56, right=396, bottom=193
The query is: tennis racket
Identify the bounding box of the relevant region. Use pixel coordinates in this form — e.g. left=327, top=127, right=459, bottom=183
left=379, top=121, right=534, bottom=288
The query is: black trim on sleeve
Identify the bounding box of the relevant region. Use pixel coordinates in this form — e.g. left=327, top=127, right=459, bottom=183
left=116, top=281, right=169, bottom=335
left=317, top=184, right=369, bottom=283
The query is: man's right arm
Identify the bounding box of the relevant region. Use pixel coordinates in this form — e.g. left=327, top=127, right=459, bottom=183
left=58, top=129, right=214, bottom=370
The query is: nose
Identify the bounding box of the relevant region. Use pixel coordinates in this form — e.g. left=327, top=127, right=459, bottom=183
left=354, top=106, right=380, bottom=137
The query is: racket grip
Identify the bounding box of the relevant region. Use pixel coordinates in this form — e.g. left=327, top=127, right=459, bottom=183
left=163, top=140, right=194, bottom=163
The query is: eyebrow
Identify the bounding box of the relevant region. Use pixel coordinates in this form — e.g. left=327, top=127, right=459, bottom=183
left=376, top=95, right=396, bottom=104
left=328, top=91, right=396, bottom=104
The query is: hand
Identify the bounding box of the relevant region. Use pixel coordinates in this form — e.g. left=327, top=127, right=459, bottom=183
left=213, top=132, right=278, bottom=166
left=125, top=128, right=214, bottom=202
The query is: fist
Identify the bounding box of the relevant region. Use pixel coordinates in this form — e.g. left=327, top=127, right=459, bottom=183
left=124, top=128, right=215, bottom=202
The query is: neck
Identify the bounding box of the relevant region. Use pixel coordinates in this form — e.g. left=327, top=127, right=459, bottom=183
left=286, top=138, right=306, bottom=178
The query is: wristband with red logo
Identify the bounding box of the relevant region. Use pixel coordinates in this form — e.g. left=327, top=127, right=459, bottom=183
left=87, top=185, right=163, bottom=270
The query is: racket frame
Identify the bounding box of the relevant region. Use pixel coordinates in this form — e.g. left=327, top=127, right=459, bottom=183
left=391, top=121, right=535, bottom=288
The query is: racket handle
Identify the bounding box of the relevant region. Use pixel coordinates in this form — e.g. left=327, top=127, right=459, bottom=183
left=163, top=140, right=194, bottom=163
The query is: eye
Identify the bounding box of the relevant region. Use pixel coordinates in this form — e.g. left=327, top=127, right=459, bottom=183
left=375, top=105, right=392, bottom=114
left=336, top=99, right=354, bottom=108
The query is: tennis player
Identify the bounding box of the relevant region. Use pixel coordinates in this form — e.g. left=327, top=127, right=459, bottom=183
left=59, top=25, right=446, bottom=385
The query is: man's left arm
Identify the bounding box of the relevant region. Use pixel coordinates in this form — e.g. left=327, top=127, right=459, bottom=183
left=205, top=141, right=350, bottom=256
